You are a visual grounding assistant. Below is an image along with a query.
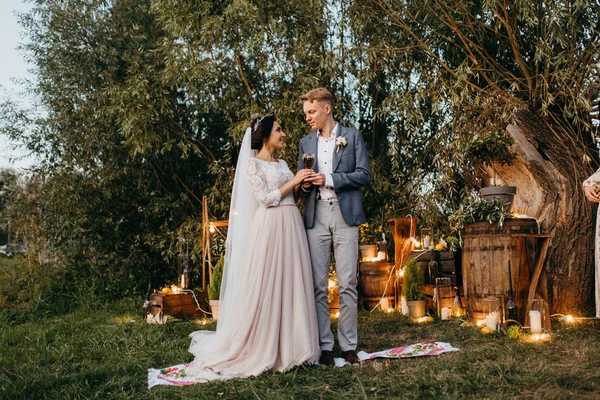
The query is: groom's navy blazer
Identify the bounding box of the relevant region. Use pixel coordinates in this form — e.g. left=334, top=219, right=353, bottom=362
left=298, top=124, right=371, bottom=229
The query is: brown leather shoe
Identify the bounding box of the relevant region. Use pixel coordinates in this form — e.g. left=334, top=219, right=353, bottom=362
left=341, top=349, right=360, bottom=364
left=319, top=350, right=335, bottom=367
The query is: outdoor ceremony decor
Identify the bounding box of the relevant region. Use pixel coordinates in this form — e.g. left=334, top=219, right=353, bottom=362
left=148, top=342, right=460, bottom=388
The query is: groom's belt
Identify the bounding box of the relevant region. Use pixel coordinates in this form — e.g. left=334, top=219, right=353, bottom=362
left=317, top=192, right=338, bottom=202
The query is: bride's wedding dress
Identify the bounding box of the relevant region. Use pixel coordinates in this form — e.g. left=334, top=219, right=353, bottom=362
left=186, top=157, right=319, bottom=382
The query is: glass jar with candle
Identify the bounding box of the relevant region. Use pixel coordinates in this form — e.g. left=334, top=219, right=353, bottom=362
left=436, top=277, right=452, bottom=320
left=529, top=298, right=549, bottom=333
left=421, top=228, right=432, bottom=249
left=483, top=296, right=501, bottom=331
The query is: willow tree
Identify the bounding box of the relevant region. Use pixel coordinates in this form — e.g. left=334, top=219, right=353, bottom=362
left=1, top=0, right=342, bottom=299
left=355, top=0, right=600, bottom=312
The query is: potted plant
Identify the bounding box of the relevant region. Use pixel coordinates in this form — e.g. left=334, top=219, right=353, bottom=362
left=207, top=256, right=224, bottom=320
left=402, top=258, right=427, bottom=317
left=359, top=222, right=382, bottom=260
left=465, top=131, right=517, bottom=210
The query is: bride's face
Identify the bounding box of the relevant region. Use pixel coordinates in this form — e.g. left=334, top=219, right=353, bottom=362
left=265, top=121, right=286, bottom=149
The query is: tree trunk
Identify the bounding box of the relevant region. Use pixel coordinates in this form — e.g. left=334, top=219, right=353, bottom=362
left=484, top=110, right=595, bottom=314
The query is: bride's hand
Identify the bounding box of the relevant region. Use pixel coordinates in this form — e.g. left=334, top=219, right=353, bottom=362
left=584, top=186, right=600, bottom=203
left=293, top=169, right=313, bottom=185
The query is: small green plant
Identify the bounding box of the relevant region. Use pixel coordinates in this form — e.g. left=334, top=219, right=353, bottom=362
left=402, top=258, right=426, bottom=301
left=444, top=235, right=459, bottom=252
left=358, top=222, right=383, bottom=245
left=207, top=257, right=224, bottom=301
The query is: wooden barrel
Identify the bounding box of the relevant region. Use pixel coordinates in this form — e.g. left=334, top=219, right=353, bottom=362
left=462, top=218, right=539, bottom=324
left=464, top=218, right=539, bottom=236
left=359, top=260, right=395, bottom=309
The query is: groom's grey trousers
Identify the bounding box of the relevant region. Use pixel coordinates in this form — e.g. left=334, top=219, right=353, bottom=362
left=306, top=199, right=359, bottom=352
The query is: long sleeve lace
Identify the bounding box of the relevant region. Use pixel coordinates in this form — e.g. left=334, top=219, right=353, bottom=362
left=246, top=158, right=282, bottom=207
left=583, top=168, right=600, bottom=187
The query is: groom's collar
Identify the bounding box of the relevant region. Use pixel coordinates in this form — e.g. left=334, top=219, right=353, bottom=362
left=317, top=122, right=340, bottom=139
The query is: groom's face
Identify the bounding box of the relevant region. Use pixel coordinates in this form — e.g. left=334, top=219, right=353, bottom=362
left=303, top=100, right=331, bottom=131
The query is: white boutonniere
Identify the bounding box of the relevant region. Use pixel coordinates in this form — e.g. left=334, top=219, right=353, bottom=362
left=335, top=136, right=347, bottom=153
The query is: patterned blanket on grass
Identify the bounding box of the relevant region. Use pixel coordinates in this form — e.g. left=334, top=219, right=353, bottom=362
left=148, top=342, right=459, bottom=388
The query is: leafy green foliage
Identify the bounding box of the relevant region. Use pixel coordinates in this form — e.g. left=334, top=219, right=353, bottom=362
left=402, top=258, right=425, bottom=301
left=449, top=196, right=513, bottom=241
left=358, top=222, right=383, bottom=245
left=207, top=257, right=223, bottom=301
left=464, top=131, right=516, bottom=168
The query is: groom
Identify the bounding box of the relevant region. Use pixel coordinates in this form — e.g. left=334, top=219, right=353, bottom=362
left=298, top=88, right=371, bottom=366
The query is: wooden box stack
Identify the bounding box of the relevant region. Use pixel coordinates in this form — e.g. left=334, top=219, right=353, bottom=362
left=408, top=250, right=462, bottom=312
left=408, top=250, right=462, bottom=286
left=149, top=291, right=207, bottom=320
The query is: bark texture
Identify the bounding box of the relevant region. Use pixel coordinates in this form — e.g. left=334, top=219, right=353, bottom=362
left=485, top=111, right=595, bottom=313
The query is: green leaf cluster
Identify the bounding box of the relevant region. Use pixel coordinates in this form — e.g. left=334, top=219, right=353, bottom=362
left=402, top=258, right=425, bottom=301
left=448, top=196, right=513, bottom=241
left=207, top=256, right=224, bottom=301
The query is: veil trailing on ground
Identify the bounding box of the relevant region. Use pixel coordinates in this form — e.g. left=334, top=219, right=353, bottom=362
left=217, top=127, right=258, bottom=332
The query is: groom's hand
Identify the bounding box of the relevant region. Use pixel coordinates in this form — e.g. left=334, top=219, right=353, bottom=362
left=306, top=172, right=326, bottom=187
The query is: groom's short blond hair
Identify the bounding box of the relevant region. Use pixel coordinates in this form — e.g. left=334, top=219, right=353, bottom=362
left=300, top=87, right=334, bottom=106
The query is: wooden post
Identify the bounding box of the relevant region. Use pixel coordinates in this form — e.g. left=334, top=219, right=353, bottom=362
left=201, top=196, right=208, bottom=291
left=387, top=216, right=417, bottom=269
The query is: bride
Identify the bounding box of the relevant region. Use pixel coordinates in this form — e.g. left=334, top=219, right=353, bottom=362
left=186, top=116, right=319, bottom=381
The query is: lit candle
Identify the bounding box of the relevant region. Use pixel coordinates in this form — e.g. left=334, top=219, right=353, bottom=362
left=530, top=310, right=542, bottom=333
left=401, top=296, right=409, bottom=315
left=423, top=236, right=431, bottom=248
left=485, top=312, right=499, bottom=330
left=441, top=307, right=449, bottom=320
left=380, top=298, right=389, bottom=310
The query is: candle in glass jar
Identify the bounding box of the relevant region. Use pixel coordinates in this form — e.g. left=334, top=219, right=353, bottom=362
left=441, top=307, right=449, bottom=320
left=401, top=296, right=409, bottom=315
left=530, top=310, right=542, bottom=333
left=423, top=236, right=431, bottom=248
left=380, top=298, right=389, bottom=310
left=485, top=312, right=499, bottom=330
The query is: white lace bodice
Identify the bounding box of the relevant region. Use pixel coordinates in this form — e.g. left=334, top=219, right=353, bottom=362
left=246, top=158, right=296, bottom=208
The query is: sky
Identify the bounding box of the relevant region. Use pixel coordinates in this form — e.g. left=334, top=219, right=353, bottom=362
left=0, top=0, right=35, bottom=171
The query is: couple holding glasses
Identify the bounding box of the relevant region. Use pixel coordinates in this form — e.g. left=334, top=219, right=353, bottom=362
left=186, top=88, right=371, bottom=382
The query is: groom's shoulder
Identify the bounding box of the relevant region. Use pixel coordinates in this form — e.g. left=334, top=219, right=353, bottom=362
left=339, top=124, right=361, bottom=137
left=300, top=130, right=317, bottom=142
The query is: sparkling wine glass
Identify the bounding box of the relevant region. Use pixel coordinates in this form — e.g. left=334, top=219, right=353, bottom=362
left=302, top=153, right=315, bottom=170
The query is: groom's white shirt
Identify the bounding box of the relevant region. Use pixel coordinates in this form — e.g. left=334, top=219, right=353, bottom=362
left=316, top=122, right=339, bottom=201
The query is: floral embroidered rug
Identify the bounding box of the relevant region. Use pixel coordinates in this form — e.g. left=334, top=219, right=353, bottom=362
left=148, top=342, right=459, bottom=389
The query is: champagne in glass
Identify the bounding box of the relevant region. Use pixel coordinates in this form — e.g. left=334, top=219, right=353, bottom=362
left=302, top=153, right=315, bottom=170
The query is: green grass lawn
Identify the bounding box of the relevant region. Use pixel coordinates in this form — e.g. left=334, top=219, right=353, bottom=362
left=1, top=297, right=599, bottom=400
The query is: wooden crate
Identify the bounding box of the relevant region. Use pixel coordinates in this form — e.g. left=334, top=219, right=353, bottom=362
left=408, top=250, right=462, bottom=286
left=150, top=291, right=207, bottom=320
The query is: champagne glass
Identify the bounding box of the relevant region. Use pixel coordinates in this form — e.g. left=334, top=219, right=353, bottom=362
left=302, top=153, right=315, bottom=170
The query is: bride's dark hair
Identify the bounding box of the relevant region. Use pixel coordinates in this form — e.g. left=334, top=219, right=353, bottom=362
left=250, top=115, right=276, bottom=150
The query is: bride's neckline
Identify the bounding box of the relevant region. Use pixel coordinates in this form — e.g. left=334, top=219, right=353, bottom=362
left=254, top=157, right=279, bottom=164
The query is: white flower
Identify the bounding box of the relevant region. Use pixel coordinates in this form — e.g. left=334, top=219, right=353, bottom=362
left=335, top=136, right=347, bottom=152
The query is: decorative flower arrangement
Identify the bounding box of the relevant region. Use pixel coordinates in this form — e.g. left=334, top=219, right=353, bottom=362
left=335, top=136, right=347, bottom=152
left=359, top=222, right=383, bottom=245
